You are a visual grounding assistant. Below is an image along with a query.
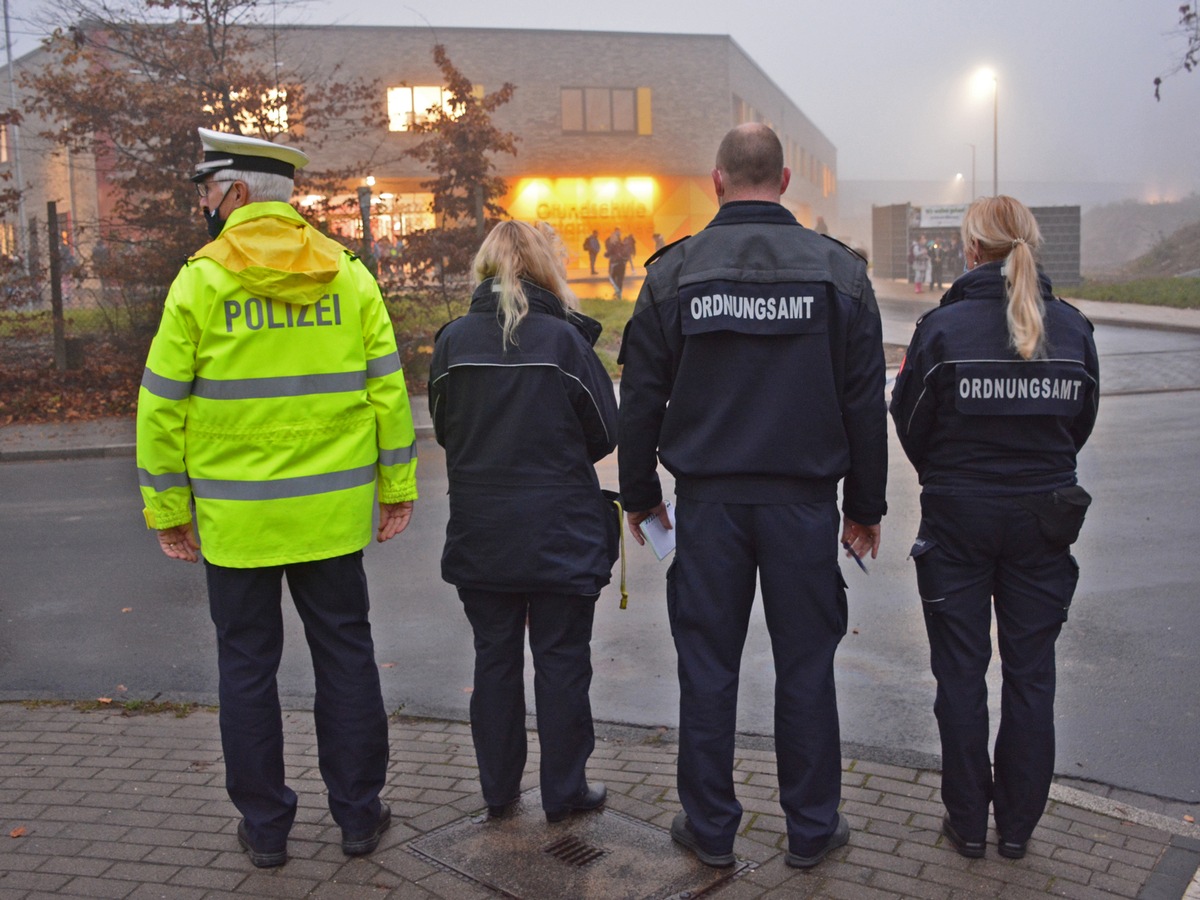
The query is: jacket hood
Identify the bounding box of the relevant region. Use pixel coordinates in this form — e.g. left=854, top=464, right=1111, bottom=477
left=191, top=202, right=350, bottom=305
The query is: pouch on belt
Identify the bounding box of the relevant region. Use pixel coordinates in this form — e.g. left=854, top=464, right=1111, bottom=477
left=1017, top=485, right=1091, bottom=546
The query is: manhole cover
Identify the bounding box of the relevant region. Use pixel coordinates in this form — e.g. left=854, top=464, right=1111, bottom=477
left=407, top=788, right=752, bottom=899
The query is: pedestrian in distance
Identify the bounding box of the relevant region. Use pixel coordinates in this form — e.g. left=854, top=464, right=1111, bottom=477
left=429, top=220, right=618, bottom=824
left=605, top=227, right=628, bottom=299
left=618, top=122, right=888, bottom=870
left=912, top=232, right=931, bottom=292
left=890, top=195, right=1099, bottom=861
left=136, top=128, right=419, bottom=868
left=583, top=229, right=601, bottom=274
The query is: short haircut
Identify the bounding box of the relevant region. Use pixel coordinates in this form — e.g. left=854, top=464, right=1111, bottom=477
left=715, top=124, right=784, bottom=191
left=220, top=168, right=295, bottom=203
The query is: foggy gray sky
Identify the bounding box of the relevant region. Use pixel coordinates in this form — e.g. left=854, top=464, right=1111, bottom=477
left=8, top=0, right=1200, bottom=201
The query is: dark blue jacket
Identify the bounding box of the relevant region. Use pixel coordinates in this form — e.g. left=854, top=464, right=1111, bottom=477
left=430, top=279, right=619, bottom=595
left=889, top=261, right=1100, bottom=495
left=618, top=201, right=888, bottom=524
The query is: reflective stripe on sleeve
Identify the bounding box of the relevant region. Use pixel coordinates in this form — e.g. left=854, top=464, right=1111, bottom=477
left=190, top=463, right=376, bottom=501
left=378, top=443, right=417, bottom=467
left=141, top=368, right=193, bottom=401
left=137, top=468, right=191, bottom=491
left=192, top=371, right=366, bottom=400
left=366, top=351, right=402, bottom=379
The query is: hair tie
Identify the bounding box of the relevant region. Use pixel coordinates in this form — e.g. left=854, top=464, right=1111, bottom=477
left=1011, top=238, right=1026, bottom=247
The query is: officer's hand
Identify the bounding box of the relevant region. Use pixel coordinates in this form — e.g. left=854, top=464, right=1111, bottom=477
left=841, top=516, right=881, bottom=560
left=377, top=501, right=413, bottom=542
left=157, top=523, right=200, bottom=563
left=627, top=502, right=671, bottom=547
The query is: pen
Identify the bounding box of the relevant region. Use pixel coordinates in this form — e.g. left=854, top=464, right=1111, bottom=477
left=842, top=541, right=869, bottom=575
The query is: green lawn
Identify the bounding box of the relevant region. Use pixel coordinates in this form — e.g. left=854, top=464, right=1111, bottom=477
left=1064, top=277, right=1200, bottom=309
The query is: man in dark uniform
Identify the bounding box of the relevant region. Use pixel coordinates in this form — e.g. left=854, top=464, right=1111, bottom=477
left=618, top=123, right=888, bottom=869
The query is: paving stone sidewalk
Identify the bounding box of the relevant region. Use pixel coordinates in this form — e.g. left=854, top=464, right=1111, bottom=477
left=1, top=703, right=1197, bottom=899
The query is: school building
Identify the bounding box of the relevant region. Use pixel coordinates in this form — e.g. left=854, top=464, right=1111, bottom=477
left=0, top=26, right=838, bottom=279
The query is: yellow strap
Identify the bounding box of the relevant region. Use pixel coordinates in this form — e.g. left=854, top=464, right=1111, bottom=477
left=614, top=499, right=629, bottom=609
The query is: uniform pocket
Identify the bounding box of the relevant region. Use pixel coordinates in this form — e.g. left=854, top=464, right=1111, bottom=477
left=665, top=559, right=678, bottom=636
left=600, top=489, right=621, bottom=568
left=910, top=537, right=949, bottom=612
left=835, top=568, right=849, bottom=637
left=1060, top=554, right=1080, bottom=621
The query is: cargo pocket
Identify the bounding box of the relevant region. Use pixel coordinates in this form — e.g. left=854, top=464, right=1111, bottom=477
left=600, top=489, right=621, bottom=568
left=910, top=536, right=949, bottom=614
left=665, top=559, right=678, bottom=637
left=835, top=568, right=849, bottom=637
left=1060, top=554, right=1080, bottom=622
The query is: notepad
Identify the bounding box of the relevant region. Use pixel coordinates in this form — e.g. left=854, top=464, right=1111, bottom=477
left=641, top=501, right=676, bottom=561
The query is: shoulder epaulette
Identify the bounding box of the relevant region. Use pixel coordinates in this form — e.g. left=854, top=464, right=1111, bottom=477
left=434, top=316, right=464, bottom=341
left=1054, top=296, right=1095, bottom=332
left=819, top=232, right=868, bottom=264
left=644, top=235, right=691, bottom=267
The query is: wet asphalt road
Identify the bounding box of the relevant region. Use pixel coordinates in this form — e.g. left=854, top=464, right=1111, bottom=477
left=2, top=315, right=1198, bottom=805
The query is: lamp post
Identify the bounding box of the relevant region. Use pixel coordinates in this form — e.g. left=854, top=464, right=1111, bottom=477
left=972, top=69, right=998, bottom=197
left=991, top=75, right=998, bottom=197
left=967, top=143, right=976, bottom=201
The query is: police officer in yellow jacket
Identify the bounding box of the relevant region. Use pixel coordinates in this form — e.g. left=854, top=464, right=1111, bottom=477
left=136, top=129, right=418, bottom=868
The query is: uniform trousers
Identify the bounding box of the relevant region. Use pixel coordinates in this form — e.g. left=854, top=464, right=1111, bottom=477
left=913, top=493, right=1078, bottom=845
left=668, top=497, right=847, bottom=858
left=206, top=551, right=388, bottom=851
left=459, top=589, right=596, bottom=814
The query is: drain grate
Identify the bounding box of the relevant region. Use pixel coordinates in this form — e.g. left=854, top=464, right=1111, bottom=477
left=542, top=835, right=608, bottom=868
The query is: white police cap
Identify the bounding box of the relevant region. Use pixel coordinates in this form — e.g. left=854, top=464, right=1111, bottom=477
left=191, top=128, right=309, bottom=183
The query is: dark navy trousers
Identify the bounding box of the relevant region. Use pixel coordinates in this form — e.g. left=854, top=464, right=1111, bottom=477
left=205, top=552, right=388, bottom=850
left=668, top=498, right=847, bottom=858
left=458, top=589, right=596, bottom=815
left=913, top=493, right=1078, bottom=845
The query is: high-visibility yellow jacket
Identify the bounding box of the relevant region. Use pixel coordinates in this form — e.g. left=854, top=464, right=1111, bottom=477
left=136, top=201, right=418, bottom=567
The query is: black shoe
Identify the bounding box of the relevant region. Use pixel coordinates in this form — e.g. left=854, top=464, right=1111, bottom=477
left=670, top=812, right=736, bottom=868
left=941, top=814, right=985, bottom=859
left=342, top=801, right=391, bottom=856
left=546, top=783, right=607, bottom=823
left=236, top=820, right=287, bottom=868
left=998, top=837, right=1028, bottom=859
left=486, top=797, right=520, bottom=820
left=786, top=813, right=850, bottom=869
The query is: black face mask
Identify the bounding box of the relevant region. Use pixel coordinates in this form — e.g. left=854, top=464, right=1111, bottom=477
left=203, top=183, right=233, bottom=239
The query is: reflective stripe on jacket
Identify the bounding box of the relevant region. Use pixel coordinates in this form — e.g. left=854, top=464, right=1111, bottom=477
left=136, top=201, right=417, bottom=567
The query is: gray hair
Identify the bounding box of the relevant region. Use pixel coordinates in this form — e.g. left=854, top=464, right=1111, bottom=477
left=220, top=168, right=295, bottom=203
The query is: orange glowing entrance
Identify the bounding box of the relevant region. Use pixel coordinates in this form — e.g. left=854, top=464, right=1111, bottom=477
left=505, top=175, right=719, bottom=269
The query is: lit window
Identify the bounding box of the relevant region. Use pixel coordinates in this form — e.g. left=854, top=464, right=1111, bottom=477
left=388, top=86, right=453, bottom=132
left=0, top=124, right=7, bottom=164
left=562, top=87, right=644, bottom=134
left=201, top=88, right=289, bottom=134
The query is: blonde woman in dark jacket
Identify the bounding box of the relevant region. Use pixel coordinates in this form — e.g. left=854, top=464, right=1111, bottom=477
left=429, top=221, right=618, bottom=823
left=891, top=196, right=1099, bottom=861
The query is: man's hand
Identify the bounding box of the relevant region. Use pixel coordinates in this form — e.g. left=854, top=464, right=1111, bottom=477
left=841, top=516, right=881, bottom=560
left=377, top=501, right=413, bottom=543
left=156, top=523, right=200, bottom=563
left=626, top=501, right=671, bottom=546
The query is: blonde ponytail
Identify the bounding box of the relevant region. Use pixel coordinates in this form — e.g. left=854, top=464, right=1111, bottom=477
left=961, top=196, right=1046, bottom=359
left=1004, top=239, right=1045, bottom=359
